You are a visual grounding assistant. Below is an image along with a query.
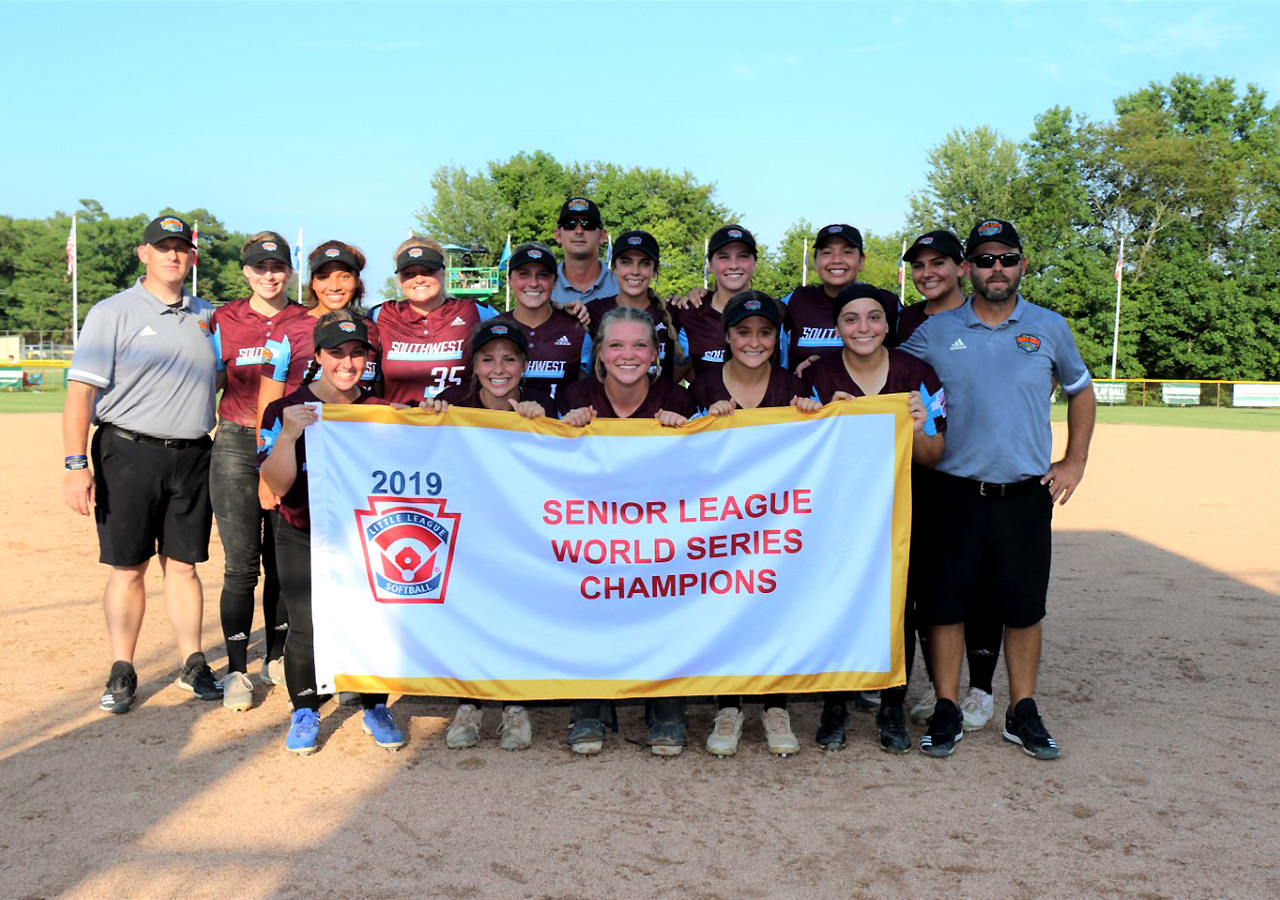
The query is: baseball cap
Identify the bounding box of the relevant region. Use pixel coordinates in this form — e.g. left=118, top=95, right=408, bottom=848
left=309, top=243, right=361, bottom=272
left=707, top=224, right=758, bottom=258
left=558, top=197, right=603, bottom=228
left=611, top=230, right=660, bottom=266
left=723, top=290, right=782, bottom=330
left=814, top=223, right=863, bottom=251
left=966, top=219, right=1022, bottom=255
left=395, top=245, right=445, bottom=273
left=143, top=215, right=195, bottom=247
left=831, top=283, right=900, bottom=336
left=313, top=316, right=371, bottom=352
left=508, top=242, right=557, bottom=274
left=243, top=238, right=292, bottom=267
left=470, top=320, right=529, bottom=356
left=903, top=229, right=965, bottom=264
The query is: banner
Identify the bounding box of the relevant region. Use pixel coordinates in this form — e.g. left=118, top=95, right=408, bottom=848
left=1232, top=383, right=1280, bottom=407
left=307, top=398, right=913, bottom=701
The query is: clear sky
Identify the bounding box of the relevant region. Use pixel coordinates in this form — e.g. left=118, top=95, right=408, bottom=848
left=5, top=1, right=1278, bottom=296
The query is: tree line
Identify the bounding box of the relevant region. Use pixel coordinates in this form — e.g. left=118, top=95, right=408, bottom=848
left=2, top=74, right=1276, bottom=380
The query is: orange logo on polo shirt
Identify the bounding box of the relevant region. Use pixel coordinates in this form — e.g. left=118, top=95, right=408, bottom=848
left=1016, top=333, right=1041, bottom=353
left=198, top=320, right=209, bottom=333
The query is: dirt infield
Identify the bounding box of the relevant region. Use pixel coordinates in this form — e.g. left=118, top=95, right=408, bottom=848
left=2, top=414, right=1277, bottom=898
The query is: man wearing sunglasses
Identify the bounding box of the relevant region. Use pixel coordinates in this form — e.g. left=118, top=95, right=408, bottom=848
left=551, top=196, right=618, bottom=305
left=898, top=218, right=1096, bottom=762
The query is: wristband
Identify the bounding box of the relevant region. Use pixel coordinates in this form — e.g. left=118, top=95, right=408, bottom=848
left=65, top=455, right=89, bottom=471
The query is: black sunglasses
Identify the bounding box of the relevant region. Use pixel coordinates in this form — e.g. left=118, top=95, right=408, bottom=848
left=559, top=218, right=599, bottom=231
left=969, top=252, right=1022, bottom=269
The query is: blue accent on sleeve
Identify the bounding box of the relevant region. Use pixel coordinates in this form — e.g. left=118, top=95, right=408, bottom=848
left=779, top=290, right=794, bottom=306
left=810, top=385, right=821, bottom=403
left=370, top=305, right=383, bottom=324
left=269, top=334, right=292, bottom=383
left=210, top=324, right=225, bottom=371
left=259, top=417, right=283, bottom=459
left=580, top=335, right=594, bottom=373
left=676, top=328, right=690, bottom=358
left=919, top=381, right=939, bottom=436
left=779, top=328, right=790, bottom=369
left=477, top=305, right=498, bottom=322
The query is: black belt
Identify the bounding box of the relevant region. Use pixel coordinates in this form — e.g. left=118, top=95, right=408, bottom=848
left=103, top=423, right=208, bottom=450
left=940, top=472, right=1044, bottom=497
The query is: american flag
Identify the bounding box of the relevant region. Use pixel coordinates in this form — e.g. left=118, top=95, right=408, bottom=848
left=191, top=222, right=200, bottom=268
left=1114, top=236, right=1124, bottom=282
left=65, top=215, right=76, bottom=276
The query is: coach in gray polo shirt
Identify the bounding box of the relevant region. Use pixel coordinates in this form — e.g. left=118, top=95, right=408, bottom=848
left=63, top=214, right=224, bottom=714
left=899, top=218, right=1095, bottom=761
left=550, top=196, right=618, bottom=305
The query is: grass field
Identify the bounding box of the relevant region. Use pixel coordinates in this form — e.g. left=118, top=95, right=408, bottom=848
left=0, top=387, right=66, bottom=414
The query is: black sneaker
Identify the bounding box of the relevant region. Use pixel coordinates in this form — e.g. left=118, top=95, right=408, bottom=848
left=815, top=698, right=849, bottom=750
left=876, top=704, right=911, bottom=753
left=1002, top=698, right=1061, bottom=760
left=99, top=660, right=137, bottom=714
left=920, top=698, right=963, bottom=757
left=175, top=652, right=222, bottom=701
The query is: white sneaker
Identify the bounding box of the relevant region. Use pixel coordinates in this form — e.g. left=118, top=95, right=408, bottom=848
left=761, top=707, right=799, bottom=757
left=498, top=705, right=532, bottom=751
left=960, top=687, right=995, bottom=731
left=706, top=707, right=743, bottom=757
left=446, top=703, right=483, bottom=749
left=909, top=687, right=937, bottom=724
left=221, top=671, right=254, bottom=712
left=260, top=657, right=286, bottom=687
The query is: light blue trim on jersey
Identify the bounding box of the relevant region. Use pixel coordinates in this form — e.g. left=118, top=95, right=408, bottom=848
left=580, top=335, right=594, bottom=374
left=266, top=333, right=293, bottom=383
left=676, top=328, right=690, bottom=359
left=211, top=323, right=225, bottom=372
left=259, top=415, right=283, bottom=459
left=370, top=305, right=383, bottom=323
left=779, top=329, right=790, bottom=369
left=477, top=304, right=498, bottom=322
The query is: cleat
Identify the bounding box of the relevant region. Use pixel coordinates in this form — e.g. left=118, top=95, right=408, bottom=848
left=816, top=698, right=849, bottom=750
left=961, top=686, right=995, bottom=731
left=260, top=657, right=286, bottom=687
left=361, top=703, right=405, bottom=750
left=876, top=704, right=912, bottom=753
left=909, top=687, right=937, bottom=724
left=286, top=708, right=320, bottom=755
left=706, top=707, right=743, bottom=757
left=498, top=705, right=532, bottom=751
left=446, top=704, right=483, bottom=749
left=567, top=717, right=605, bottom=755
left=762, top=707, right=800, bottom=757
left=220, top=670, right=254, bottom=711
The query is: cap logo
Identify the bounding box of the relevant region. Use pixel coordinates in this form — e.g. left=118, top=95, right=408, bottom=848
left=978, top=221, right=1003, bottom=237
left=627, top=236, right=642, bottom=245
left=568, top=199, right=589, bottom=212
left=491, top=325, right=509, bottom=335
left=261, top=241, right=278, bottom=251
left=324, top=248, right=340, bottom=258
left=159, top=217, right=183, bottom=233
left=338, top=321, right=356, bottom=333
left=827, top=225, right=843, bottom=233
left=727, top=229, right=743, bottom=239
left=919, top=237, right=934, bottom=245
left=527, top=249, right=542, bottom=258
left=745, top=299, right=761, bottom=311
left=408, top=247, right=423, bottom=258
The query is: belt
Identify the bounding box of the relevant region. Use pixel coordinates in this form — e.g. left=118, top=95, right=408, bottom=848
left=103, top=423, right=208, bottom=450
left=940, top=472, right=1044, bottom=498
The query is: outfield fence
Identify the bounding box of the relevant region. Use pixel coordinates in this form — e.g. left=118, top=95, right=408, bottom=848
left=1070, top=379, right=1280, bottom=409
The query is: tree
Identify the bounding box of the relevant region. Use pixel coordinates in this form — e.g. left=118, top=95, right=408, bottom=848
left=908, top=126, right=1022, bottom=235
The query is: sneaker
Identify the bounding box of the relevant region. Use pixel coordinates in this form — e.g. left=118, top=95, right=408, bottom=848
left=1002, top=698, right=1061, bottom=760
left=815, top=698, right=849, bottom=750
left=961, top=687, right=995, bottom=731
left=260, top=657, right=286, bottom=687
left=286, top=708, right=320, bottom=755
left=876, top=704, right=911, bottom=753
left=762, top=707, right=800, bottom=757
left=909, top=687, right=937, bottom=724
left=645, top=698, right=686, bottom=757
left=498, top=705, right=532, bottom=751
left=99, top=660, right=137, bottom=714
left=852, top=690, right=881, bottom=712
left=336, top=691, right=361, bottom=706
left=362, top=704, right=405, bottom=750
left=176, top=652, right=222, bottom=700
left=920, top=698, right=964, bottom=758
left=705, top=707, right=743, bottom=758
left=446, top=704, right=483, bottom=749
left=566, top=717, right=606, bottom=755
left=221, top=671, right=254, bottom=712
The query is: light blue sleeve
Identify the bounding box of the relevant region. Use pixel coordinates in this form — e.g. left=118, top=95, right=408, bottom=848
left=779, top=328, right=790, bottom=369
left=580, top=334, right=594, bottom=374
left=210, top=322, right=225, bottom=371
left=477, top=304, right=498, bottom=322
left=268, top=333, right=292, bottom=383
left=1051, top=316, right=1092, bottom=395
left=676, top=328, right=690, bottom=358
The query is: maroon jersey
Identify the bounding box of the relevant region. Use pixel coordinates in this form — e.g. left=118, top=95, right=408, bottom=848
left=561, top=377, right=695, bottom=420
left=780, top=284, right=842, bottom=369
left=257, top=385, right=390, bottom=531
left=896, top=301, right=929, bottom=344
left=260, top=306, right=322, bottom=393
left=803, top=348, right=946, bottom=433
left=493, top=308, right=585, bottom=400
left=690, top=364, right=806, bottom=414
left=676, top=299, right=726, bottom=376
left=586, top=295, right=682, bottom=381
left=370, top=298, right=497, bottom=404
left=438, top=381, right=559, bottom=418
left=211, top=299, right=308, bottom=426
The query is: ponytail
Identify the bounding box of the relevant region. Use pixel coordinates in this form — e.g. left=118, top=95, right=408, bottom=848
left=301, top=359, right=320, bottom=386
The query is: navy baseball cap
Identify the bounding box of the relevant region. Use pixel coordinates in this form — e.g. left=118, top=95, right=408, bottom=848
left=707, top=224, right=757, bottom=258
left=143, top=215, right=195, bottom=247
left=309, top=243, right=361, bottom=272
left=558, top=197, right=602, bottom=228
left=243, top=238, right=292, bottom=267
left=313, top=316, right=371, bottom=351
left=508, top=242, right=557, bottom=274
left=831, top=283, right=900, bottom=336
left=470, top=320, right=530, bottom=356
left=723, top=290, right=782, bottom=330
left=395, top=245, right=445, bottom=273
left=814, top=223, right=863, bottom=251
left=966, top=219, right=1022, bottom=255
left=903, top=230, right=965, bottom=264
left=611, top=230, right=660, bottom=266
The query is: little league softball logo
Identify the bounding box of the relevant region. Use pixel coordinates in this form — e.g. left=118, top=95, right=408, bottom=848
left=355, top=497, right=460, bottom=603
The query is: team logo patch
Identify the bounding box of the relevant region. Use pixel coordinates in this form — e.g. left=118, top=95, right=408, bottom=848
left=727, top=228, right=743, bottom=239
left=338, top=321, right=356, bottom=333
left=408, top=247, right=423, bottom=258
left=355, top=497, right=460, bottom=603
left=198, top=320, right=209, bottom=333
left=324, top=248, right=340, bottom=258
left=977, top=220, right=1003, bottom=237
left=159, top=217, right=183, bottom=233
left=1016, top=333, right=1041, bottom=353
left=527, top=249, right=542, bottom=258
left=826, top=225, right=843, bottom=233
left=490, top=324, right=509, bottom=335
left=627, top=236, right=642, bottom=245
left=262, top=241, right=277, bottom=251
left=745, top=299, right=761, bottom=310
left=918, top=236, right=934, bottom=245
left=567, top=198, right=589, bottom=212
left=261, top=348, right=272, bottom=363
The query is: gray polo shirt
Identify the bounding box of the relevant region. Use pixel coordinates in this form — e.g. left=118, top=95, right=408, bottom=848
left=551, top=259, right=618, bottom=305
left=69, top=278, right=217, bottom=439
left=899, top=295, right=1091, bottom=483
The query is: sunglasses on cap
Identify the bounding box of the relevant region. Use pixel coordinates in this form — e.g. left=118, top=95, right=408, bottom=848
left=559, top=218, right=599, bottom=231
left=969, top=252, right=1023, bottom=269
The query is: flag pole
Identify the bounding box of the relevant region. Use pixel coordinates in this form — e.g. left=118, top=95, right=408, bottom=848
left=1109, top=234, right=1124, bottom=380
left=191, top=221, right=199, bottom=297
left=504, top=232, right=511, bottom=312
left=702, top=237, right=709, bottom=290
left=899, top=238, right=907, bottom=305
left=70, top=213, right=79, bottom=349
left=801, top=238, right=808, bottom=287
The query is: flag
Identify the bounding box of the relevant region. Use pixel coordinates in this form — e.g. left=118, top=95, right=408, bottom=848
left=191, top=222, right=199, bottom=268
left=1114, top=237, right=1124, bottom=282
left=604, top=232, right=613, bottom=266
left=801, top=239, right=808, bottom=287
left=65, top=215, right=76, bottom=277
left=496, top=234, right=511, bottom=271
left=898, top=238, right=906, bottom=285
left=703, top=237, right=710, bottom=289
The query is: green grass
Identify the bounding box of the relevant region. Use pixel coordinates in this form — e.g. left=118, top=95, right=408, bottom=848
left=1051, top=402, right=1280, bottom=431
left=0, top=386, right=67, bottom=413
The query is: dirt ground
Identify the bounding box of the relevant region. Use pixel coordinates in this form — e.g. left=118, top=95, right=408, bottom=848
left=1, top=414, right=1276, bottom=898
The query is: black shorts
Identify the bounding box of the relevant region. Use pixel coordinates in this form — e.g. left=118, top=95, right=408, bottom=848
left=922, top=473, right=1052, bottom=629
left=91, top=425, right=213, bottom=566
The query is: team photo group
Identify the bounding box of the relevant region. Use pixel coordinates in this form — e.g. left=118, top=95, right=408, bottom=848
left=60, top=195, right=1096, bottom=763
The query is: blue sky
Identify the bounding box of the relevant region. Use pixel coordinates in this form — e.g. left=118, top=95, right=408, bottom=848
left=5, top=1, right=1278, bottom=296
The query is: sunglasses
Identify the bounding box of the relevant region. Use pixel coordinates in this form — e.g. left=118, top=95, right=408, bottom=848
left=559, top=218, right=600, bottom=231
left=969, top=252, right=1022, bottom=269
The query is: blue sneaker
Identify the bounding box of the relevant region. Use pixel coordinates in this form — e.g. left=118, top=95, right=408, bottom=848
left=286, top=708, right=320, bottom=755
left=362, top=704, right=405, bottom=750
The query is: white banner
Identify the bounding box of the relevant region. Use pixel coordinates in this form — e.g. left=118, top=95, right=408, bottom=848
left=1232, top=384, right=1280, bottom=407
left=1093, top=381, right=1128, bottom=404
left=307, top=400, right=912, bottom=701
left=1162, top=383, right=1200, bottom=406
